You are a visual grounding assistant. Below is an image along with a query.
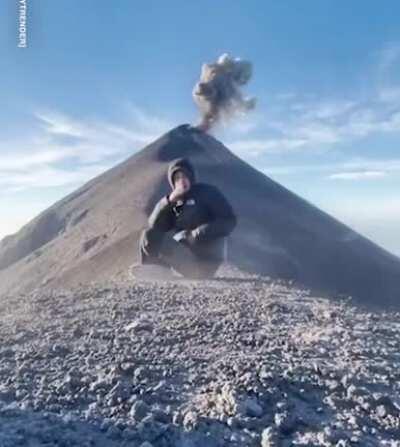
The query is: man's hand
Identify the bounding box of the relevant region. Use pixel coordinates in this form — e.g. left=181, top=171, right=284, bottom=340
left=168, top=183, right=189, bottom=203
left=174, top=229, right=197, bottom=246
left=183, top=230, right=197, bottom=245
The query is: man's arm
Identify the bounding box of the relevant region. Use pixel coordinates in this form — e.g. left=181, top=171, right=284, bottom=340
left=148, top=194, right=175, bottom=231
left=191, top=185, right=237, bottom=243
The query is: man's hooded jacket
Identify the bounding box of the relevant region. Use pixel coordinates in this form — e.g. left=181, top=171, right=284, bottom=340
left=147, top=157, right=237, bottom=259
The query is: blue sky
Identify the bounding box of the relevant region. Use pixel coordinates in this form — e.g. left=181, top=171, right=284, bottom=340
left=1, top=1, right=400, bottom=256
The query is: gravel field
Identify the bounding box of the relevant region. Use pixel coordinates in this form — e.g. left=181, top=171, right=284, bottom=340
left=0, top=266, right=399, bottom=446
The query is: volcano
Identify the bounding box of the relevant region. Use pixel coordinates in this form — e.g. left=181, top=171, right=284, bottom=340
left=0, top=124, right=399, bottom=306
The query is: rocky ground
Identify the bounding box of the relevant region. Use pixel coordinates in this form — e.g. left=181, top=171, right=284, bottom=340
left=0, top=265, right=399, bottom=446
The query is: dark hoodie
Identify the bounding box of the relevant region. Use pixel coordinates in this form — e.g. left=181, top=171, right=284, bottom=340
left=148, top=157, right=237, bottom=259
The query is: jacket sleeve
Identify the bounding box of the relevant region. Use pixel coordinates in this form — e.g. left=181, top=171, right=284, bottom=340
left=192, top=185, right=237, bottom=243
left=148, top=194, right=175, bottom=231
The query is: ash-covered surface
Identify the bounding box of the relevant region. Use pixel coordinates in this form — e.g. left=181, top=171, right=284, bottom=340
left=0, top=267, right=399, bottom=446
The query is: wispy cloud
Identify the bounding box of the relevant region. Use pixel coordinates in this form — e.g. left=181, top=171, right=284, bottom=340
left=229, top=137, right=308, bottom=157
left=0, top=104, right=174, bottom=192
left=0, top=164, right=112, bottom=189
left=0, top=149, right=67, bottom=171
left=223, top=42, right=400, bottom=158
left=226, top=97, right=400, bottom=157
left=262, top=156, right=400, bottom=177
left=34, top=106, right=173, bottom=163
left=328, top=170, right=387, bottom=180
left=35, top=111, right=86, bottom=138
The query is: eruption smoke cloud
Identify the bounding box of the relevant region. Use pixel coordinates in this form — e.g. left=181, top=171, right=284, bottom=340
left=192, top=53, right=256, bottom=132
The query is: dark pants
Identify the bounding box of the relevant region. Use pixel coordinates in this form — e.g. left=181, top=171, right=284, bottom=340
left=139, top=227, right=224, bottom=279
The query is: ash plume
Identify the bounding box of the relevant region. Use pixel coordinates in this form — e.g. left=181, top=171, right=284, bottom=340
left=192, top=53, right=256, bottom=132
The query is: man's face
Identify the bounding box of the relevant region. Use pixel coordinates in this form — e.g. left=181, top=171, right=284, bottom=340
left=173, top=170, right=191, bottom=192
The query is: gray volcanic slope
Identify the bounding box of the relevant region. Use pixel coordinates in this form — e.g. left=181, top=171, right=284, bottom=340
left=0, top=123, right=399, bottom=306
left=0, top=268, right=399, bottom=446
